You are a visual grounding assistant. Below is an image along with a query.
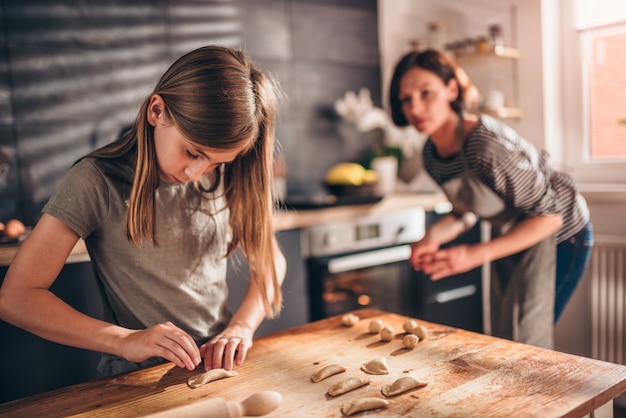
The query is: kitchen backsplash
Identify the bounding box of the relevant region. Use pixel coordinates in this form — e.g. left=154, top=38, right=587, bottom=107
left=0, top=0, right=381, bottom=225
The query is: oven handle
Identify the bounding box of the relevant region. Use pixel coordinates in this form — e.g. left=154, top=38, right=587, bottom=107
left=327, top=245, right=411, bottom=274
left=430, top=284, right=478, bottom=304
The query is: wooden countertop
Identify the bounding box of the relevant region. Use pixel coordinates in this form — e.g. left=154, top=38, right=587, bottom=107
left=0, top=193, right=449, bottom=267
left=273, top=192, right=449, bottom=231
left=2, top=309, right=625, bottom=417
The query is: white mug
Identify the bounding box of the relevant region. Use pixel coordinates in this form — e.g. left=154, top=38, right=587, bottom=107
left=372, top=156, right=398, bottom=196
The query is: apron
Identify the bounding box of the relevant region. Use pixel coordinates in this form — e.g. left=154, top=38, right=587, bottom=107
left=438, top=128, right=555, bottom=349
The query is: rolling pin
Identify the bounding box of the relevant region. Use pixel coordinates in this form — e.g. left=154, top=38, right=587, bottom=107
left=142, top=390, right=282, bottom=418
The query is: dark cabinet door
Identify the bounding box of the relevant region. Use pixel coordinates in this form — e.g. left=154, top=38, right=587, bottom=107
left=0, top=262, right=104, bottom=403
left=227, top=229, right=309, bottom=338
left=410, top=211, right=484, bottom=333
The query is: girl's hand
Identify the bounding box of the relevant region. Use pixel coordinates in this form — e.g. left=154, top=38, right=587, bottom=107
left=409, top=238, right=440, bottom=271
left=420, top=244, right=483, bottom=280
left=119, top=321, right=201, bottom=371
left=199, top=323, right=254, bottom=371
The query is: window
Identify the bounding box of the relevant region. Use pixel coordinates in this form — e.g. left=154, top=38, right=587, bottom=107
left=562, top=0, right=626, bottom=184
left=583, top=23, right=626, bottom=160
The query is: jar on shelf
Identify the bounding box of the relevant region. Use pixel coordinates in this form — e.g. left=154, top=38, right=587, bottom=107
left=462, top=38, right=475, bottom=56
left=409, top=38, right=429, bottom=52
left=488, top=23, right=504, bottom=50
left=427, top=21, right=447, bottom=51
left=475, top=36, right=489, bottom=54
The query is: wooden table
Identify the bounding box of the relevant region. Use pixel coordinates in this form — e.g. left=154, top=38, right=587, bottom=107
left=1, top=309, right=625, bottom=417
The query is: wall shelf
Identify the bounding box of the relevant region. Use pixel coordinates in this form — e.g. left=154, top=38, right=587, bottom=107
left=455, top=46, right=522, bottom=64
left=455, top=45, right=522, bottom=120
left=480, top=106, right=523, bottom=119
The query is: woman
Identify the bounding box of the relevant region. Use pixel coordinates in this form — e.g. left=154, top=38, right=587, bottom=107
left=0, top=45, right=286, bottom=376
left=389, top=49, right=592, bottom=349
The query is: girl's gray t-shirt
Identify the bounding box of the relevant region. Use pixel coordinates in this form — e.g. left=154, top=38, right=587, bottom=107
left=43, top=157, right=232, bottom=357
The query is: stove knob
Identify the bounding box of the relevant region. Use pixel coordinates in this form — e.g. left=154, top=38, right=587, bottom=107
left=324, top=232, right=337, bottom=246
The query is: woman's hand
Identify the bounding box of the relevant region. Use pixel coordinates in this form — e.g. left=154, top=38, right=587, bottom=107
left=420, top=244, right=484, bottom=280
left=199, top=322, right=255, bottom=371
left=119, top=321, right=201, bottom=371
left=409, top=238, right=440, bottom=271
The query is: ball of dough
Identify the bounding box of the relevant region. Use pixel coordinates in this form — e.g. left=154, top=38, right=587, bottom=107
left=403, top=320, right=418, bottom=333
left=380, top=326, right=394, bottom=342
left=369, top=319, right=384, bottom=334
left=342, top=313, right=359, bottom=327
left=402, top=333, right=419, bottom=348
left=413, top=325, right=428, bottom=340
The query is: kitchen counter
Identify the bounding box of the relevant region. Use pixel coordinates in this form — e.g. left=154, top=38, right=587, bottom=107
left=273, top=191, right=449, bottom=231
left=2, top=308, right=625, bottom=417
left=0, top=192, right=449, bottom=267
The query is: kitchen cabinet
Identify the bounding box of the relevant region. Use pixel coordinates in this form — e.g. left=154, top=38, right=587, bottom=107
left=0, top=262, right=105, bottom=403
left=456, top=46, right=523, bottom=119
left=227, top=228, right=309, bottom=337
left=411, top=211, right=484, bottom=334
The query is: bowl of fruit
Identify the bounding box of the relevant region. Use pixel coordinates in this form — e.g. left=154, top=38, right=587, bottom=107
left=0, top=218, right=28, bottom=245
left=324, top=162, right=380, bottom=197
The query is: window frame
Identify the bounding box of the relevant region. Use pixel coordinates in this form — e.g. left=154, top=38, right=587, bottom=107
left=561, top=0, right=626, bottom=185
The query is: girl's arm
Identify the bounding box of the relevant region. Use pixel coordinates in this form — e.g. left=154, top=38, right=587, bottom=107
left=201, top=238, right=286, bottom=371
left=422, top=214, right=562, bottom=280
left=0, top=214, right=201, bottom=371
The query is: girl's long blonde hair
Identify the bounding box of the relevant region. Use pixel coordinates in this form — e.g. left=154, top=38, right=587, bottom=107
left=85, top=45, right=282, bottom=317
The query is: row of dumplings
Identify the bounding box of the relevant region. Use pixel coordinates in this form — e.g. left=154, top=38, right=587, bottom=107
left=311, top=358, right=428, bottom=416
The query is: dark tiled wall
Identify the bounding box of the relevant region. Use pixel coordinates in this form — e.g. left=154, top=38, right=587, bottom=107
left=0, top=0, right=380, bottom=224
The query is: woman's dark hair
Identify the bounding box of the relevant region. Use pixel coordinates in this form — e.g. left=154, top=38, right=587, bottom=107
left=389, top=49, right=465, bottom=127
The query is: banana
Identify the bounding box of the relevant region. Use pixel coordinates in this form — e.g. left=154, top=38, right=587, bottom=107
left=325, top=163, right=378, bottom=186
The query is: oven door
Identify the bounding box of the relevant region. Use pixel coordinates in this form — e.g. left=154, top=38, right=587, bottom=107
left=307, top=244, right=414, bottom=321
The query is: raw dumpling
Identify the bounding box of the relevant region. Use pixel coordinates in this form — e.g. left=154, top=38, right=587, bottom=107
left=327, top=377, right=371, bottom=396
left=360, top=357, right=389, bottom=375
left=342, top=313, right=360, bottom=327
left=187, top=368, right=237, bottom=389
left=341, top=397, right=389, bottom=416
left=311, top=364, right=347, bottom=383
left=381, top=376, right=428, bottom=397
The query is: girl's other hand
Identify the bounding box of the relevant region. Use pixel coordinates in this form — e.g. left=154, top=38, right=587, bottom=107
left=119, top=321, right=201, bottom=371
left=199, top=323, right=254, bottom=371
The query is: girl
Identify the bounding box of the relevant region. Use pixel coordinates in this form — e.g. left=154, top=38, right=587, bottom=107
left=0, top=45, right=286, bottom=376
left=389, top=49, right=592, bottom=349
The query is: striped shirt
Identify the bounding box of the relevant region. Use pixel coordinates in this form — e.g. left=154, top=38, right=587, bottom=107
left=423, top=115, right=589, bottom=243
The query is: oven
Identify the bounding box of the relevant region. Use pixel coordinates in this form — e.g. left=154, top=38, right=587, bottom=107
left=302, top=207, right=425, bottom=321
left=302, top=206, right=484, bottom=334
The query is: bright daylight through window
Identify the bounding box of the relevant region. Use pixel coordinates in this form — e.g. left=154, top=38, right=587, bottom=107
left=577, top=0, right=626, bottom=161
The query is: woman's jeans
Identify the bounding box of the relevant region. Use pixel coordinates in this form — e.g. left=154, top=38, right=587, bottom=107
left=555, top=221, right=594, bottom=322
